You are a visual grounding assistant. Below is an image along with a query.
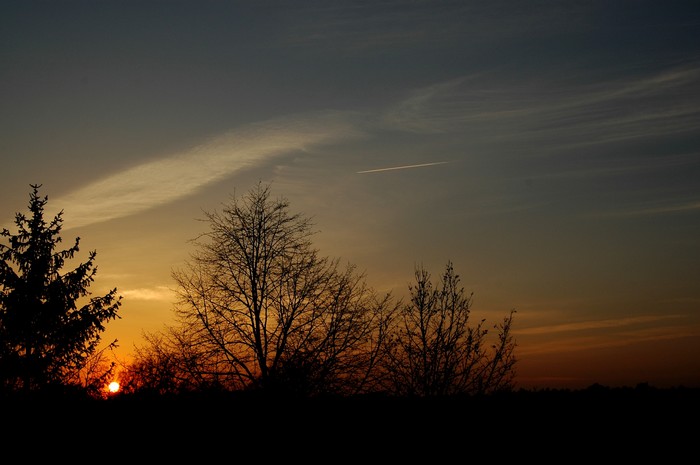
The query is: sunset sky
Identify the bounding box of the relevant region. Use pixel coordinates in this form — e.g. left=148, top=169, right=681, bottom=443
left=2, top=0, right=699, bottom=390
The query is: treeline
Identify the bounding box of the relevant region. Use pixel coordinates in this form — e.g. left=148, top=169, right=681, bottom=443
left=0, top=182, right=516, bottom=399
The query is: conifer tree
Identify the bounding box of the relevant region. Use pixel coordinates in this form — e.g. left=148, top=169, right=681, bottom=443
left=0, top=184, right=121, bottom=394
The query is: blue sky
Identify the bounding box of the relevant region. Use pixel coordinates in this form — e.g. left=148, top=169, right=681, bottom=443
left=2, top=0, right=699, bottom=389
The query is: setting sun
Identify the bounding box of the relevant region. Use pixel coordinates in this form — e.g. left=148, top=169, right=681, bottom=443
left=108, top=381, right=120, bottom=393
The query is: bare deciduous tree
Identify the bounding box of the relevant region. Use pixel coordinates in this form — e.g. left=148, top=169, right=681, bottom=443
left=383, top=261, right=516, bottom=397
left=162, top=182, right=396, bottom=396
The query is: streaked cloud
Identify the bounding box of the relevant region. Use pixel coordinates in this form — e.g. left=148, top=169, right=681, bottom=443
left=381, top=65, right=700, bottom=145
left=526, top=152, right=700, bottom=181
left=279, top=2, right=607, bottom=54
left=279, top=3, right=472, bottom=51
left=48, top=111, right=363, bottom=229
left=380, top=77, right=472, bottom=133
left=517, top=324, right=698, bottom=356
left=120, top=286, right=175, bottom=302
left=604, top=200, right=700, bottom=217
left=516, top=314, right=683, bottom=336
left=357, top=161, right=449, bottom=174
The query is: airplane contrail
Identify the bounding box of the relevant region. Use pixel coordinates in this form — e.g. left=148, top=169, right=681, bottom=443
left=357, top=161, right=449, bottom=174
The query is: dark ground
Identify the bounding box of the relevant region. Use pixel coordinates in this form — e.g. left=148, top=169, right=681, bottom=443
left=3, top=384, right=698, bottom=459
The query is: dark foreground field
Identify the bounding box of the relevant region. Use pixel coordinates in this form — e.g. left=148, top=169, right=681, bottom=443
left=3, top=384, right=698, bottom=459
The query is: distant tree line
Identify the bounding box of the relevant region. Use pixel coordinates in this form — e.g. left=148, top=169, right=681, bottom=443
left=0, top=182, right=516, bottom=399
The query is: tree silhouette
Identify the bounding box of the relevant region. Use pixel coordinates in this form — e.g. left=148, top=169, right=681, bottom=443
left=116, top=331, right=187, bottom=396
left=148, top=181, right=396, bottom=396
left=0, top=184, right=121, bottom=394
left=383, top=261, right=516, bottom=396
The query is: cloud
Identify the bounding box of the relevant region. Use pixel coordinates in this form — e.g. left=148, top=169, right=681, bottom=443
left=515, top=307, right=698, bottom=358
left=380, top=77, right=473, bottom=133
left=120, top=286, right=175, bottom=302
left=278, top=2, right=606, bottom=54
left=516, top=314, right=683, bottom=336
left=517, top=324, right=698, bottom=356
left=381, top=65, right=700, bottom=146
left=48, top=111, right=363, bottom=229
left=525, top=151, right=700, bottom=180
left=607, top=200, right=700, bottom=217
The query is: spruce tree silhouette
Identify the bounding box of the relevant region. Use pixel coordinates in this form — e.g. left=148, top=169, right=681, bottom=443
left=0, top=184, right=121, bottom=396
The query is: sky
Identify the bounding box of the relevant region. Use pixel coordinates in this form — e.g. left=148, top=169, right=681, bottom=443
left=2, top=0, right=699, bottom=390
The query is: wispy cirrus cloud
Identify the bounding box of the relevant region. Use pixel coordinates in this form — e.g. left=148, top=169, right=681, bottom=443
left=599, top=200, right=700, bottom=217
left=49, top=111, right=363, bottom=229
left=516, top=314, right=696, bottom=356
left=517, top=324, right=698, bottom=356
left=278, top=2, right=607, bottom=54
left=516, top=314, right=683, bottom=336
left=381, top=65, right=700, bottom=146
left=380, top=64, right=700, bottom=219
left=120, top=286, right=175, bottom=302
